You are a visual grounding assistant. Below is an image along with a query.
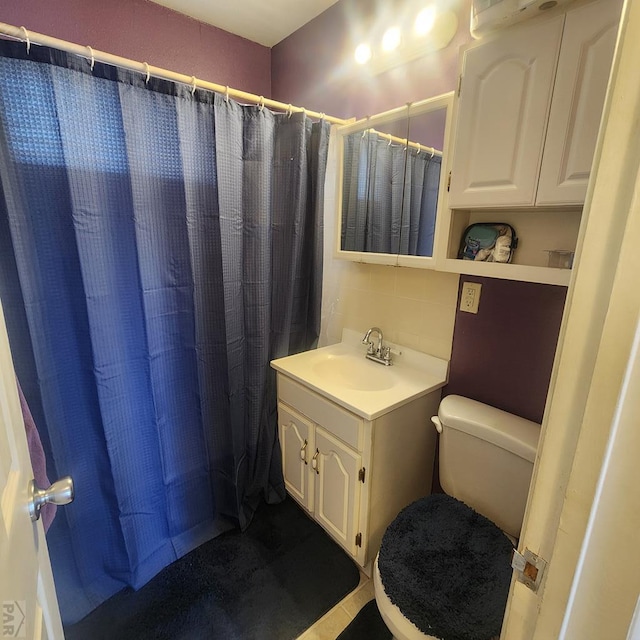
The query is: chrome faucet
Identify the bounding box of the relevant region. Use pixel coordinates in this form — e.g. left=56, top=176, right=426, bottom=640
left=362, top=327, right=392, bottom=366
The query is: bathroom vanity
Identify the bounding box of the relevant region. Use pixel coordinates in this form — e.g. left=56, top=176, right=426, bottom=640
left=270, top=330, right=448, bottom=572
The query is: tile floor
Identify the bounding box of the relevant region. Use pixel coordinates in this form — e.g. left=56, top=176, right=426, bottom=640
left=296, top=571, right=375, bottom=639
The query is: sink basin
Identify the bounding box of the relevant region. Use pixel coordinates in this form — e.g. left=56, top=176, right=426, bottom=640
left=270, top=330, right=449, bottom=420
left=311, top=354, right=395, bottom=392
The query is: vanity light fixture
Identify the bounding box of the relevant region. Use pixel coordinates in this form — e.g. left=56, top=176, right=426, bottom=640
left=415, top=6, right=437, bottom=35
left=351, top=3, right=458, bottom=76
left=382, top=26, right=402, bottom=51
left=354, top=43, right=372, bottom=64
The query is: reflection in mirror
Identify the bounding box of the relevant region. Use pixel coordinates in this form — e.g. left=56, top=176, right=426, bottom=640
left=341, top=126, right=408, bottom=254
left=338, top=94, right=451, bottom=262
left=400, top=108, right=445, bottom=257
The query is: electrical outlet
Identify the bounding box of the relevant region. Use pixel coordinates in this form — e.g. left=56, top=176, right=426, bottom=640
left=460, top=282, right=481, bottom=314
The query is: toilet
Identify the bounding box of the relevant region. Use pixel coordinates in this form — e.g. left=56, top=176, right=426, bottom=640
left=374, top=395, right=540, bottom=640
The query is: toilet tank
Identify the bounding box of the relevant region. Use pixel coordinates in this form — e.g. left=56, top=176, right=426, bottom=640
left=437, top=395, right=540, bottom=539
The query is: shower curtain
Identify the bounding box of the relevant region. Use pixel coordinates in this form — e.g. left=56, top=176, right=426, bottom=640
left=341, top=131, right=441, bottom=256
left=0, top=41, right=329, bottom=623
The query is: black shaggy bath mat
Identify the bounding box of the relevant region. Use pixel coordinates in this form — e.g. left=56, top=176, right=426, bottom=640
left=378, top=493, right=514, bottom=640
left=64, top=497, right=360, bottom=640
left=337, top=599, right=392, bottom=640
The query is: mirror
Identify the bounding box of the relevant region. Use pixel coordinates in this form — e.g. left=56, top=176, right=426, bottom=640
left=336, top=93, right=453, bottom=267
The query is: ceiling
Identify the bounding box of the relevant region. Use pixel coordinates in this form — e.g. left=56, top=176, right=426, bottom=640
left=148, top=0, right=341, bottom=47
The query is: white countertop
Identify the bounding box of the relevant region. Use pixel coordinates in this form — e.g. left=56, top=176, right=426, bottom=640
left=270, top=329, right=449, bottom=420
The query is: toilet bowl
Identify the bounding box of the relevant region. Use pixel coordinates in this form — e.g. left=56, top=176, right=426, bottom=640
left=374, top=395, right=540, bottom=640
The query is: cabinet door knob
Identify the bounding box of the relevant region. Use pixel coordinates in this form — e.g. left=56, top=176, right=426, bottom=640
left=300, top=439, right=308, bottom=463
left=311, top=449, right=320, bottom=474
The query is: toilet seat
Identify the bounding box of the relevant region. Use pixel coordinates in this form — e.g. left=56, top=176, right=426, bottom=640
left=374, top=494, right=514, bottom=640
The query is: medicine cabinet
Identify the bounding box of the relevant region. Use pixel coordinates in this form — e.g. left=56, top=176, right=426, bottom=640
left=335, top=92, right=454, bottom=269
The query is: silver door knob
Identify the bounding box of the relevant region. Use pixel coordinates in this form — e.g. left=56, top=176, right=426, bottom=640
left=28, top=476, right=74, bottom=522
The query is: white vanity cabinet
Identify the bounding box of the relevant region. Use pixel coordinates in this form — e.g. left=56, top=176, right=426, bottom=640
left=276, top=372, right=441, bottom=569
left=448, top=0, right=621, bottom=208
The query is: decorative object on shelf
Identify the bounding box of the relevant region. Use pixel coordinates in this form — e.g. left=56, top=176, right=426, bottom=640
left=458, top=223, right=518, bottom=262
left=545, top=250, right=574, bottom=269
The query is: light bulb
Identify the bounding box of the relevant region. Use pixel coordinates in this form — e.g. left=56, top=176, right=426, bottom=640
left=354, top=43, right=372, bottom=65
left=382, top=27, right=401, bottom=52
left=415, top=6, right=437, bottom=35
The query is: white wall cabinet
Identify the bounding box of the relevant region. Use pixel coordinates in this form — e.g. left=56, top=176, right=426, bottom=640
left=449, top=0, right=620, bottom=209
left=449, top=15, right=564, bottom=208
left=276, top=373, right=440, bottom=570
left=438, top=0, right=621, bottom=285
left=536, top=0, right=621, bottom=205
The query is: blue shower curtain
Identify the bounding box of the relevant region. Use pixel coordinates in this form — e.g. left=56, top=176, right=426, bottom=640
left=0, top=42, right=328, bottom=623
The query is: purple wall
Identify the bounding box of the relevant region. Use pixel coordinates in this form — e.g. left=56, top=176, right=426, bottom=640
left=0, top=0, right=271, bottom=97
left=446, top=278, right=566, bottom=424
left=272, top=0, right=473, bottom=119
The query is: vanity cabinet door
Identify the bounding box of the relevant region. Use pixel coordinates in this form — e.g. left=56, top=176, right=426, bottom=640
left=278, top=403, right=314, bottom=512
left=448, top=15, right=564, bottom=208
left=536, top=0, right=620, bottom=205
left=313, top=426, right=362, bottom=556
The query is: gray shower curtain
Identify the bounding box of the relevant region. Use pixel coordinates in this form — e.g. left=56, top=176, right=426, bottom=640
left=0, top=41, right=329, bottom=623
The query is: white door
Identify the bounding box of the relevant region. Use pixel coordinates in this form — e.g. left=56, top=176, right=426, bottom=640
left=313, top=425, right=361, bottom=556
left=536, top=0, right=621, bottom=205
left=0, top=299, right=64, bottom=640
left=448, top=14, right=563, bottom=208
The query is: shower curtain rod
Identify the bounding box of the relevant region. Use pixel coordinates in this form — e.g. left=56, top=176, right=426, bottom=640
left=0, top=22, right=350, bottom=126
left=366, top=128, right=443, bottom=157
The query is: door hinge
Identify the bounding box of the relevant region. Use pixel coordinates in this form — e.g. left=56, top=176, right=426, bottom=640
left=457, top=74, right=462, bottom=96
left=511, top=548, right=547, bottom=593
left=358, top=467, right=366, bottom=483
left=355, top=532, right=362, bottom=547
left=447, top=171, right=452, bottom=192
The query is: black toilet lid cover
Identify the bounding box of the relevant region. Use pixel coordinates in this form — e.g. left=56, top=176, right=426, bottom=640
left=378, top=493, right=515, bottom=640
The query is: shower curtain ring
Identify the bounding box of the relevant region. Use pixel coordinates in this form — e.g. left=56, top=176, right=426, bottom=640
left=225, top=86, right=230, bottom=102
left=430, top=147, right=435, bottom=159
left=416, top=146, right=421, bottom=155
left=20, top=27, right=30, bottom=54
left=287, top=104, right=293, bottom=118
left=190, top=76, right=198, bottom=95
left=86, top=46, right=95, bottom=71
left=143, top=62, right=151, bottom=84
left=320, top=113, right=325, bottom=121
left=258, top=96, right=265, bottom=111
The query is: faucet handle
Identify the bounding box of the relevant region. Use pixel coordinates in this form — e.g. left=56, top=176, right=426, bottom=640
left=382, top=346, right=392, bottom=364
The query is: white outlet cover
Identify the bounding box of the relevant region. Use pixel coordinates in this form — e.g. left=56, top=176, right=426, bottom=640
left=460, top=282, right=482, bottom=314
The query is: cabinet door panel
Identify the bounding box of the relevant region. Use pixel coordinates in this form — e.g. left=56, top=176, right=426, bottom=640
left=449, top=15, right=564, bottom=207
left=536, top=0, right=621, bottom=205
left=278, top=403, right=313, bottom=511
left=313, top=426, right=361, bottom=555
